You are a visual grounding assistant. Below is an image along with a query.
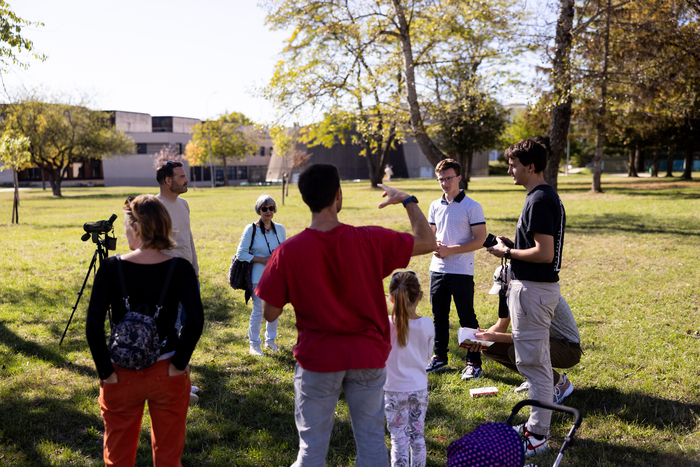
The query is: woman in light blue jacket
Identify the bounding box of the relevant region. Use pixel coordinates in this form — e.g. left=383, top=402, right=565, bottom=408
left=235, top=194, right=286, bottom=356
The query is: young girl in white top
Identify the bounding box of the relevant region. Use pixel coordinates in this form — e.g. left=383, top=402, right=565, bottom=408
left=384, top=271, right=435, bottom=467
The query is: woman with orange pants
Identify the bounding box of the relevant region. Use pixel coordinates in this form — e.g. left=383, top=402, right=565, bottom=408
left=86, top=194, right=203, bottom=466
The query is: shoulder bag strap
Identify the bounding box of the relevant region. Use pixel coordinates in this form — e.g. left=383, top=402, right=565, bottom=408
left=154, top=257, right=177, bottom=319
left=115, top=255, right=131, bottom=312
left=249, top=222, right=257, bottom=254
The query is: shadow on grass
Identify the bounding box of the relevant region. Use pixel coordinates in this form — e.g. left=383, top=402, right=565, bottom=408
left=0, top=389, right=104, bottom=466
left=0, top=321, right=95, bottom=377
left=573, top=385, right=700, bottom=432
left=567, top=213, right=700, bottom=237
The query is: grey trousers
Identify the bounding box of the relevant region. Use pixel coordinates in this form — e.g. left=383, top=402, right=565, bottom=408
left=291, top=364, right=389, bottom=467
left=508, top=279, right=560, bottom=436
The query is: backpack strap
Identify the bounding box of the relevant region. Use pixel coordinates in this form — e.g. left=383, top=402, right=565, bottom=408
left=115, top=255, right=131, bottom=312
left=154, top=257, right=177, bottom=319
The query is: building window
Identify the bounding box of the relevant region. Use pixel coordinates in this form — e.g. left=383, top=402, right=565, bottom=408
left=237, top=166, right=248, bottom=179
left=227, top=166, right=237, bottom=180
left=260, top=146, right=265, bottom=156
left=137, top=143, right=147, bottom=154
left=269, top=147, right=274, bottom=155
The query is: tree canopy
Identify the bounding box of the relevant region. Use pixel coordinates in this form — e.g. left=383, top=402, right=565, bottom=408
left=188, top=112, right=258, bottom=186
left=1, top=96, right=134, bottom=196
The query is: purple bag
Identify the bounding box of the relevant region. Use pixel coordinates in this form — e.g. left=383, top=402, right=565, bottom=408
left=447, top=422, right=525, bottom=467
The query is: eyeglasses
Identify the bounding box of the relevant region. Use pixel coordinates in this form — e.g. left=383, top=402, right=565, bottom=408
left=124, top=196, right=135, bottom=206
left=437, top=175, right=458, bottom=183
left=165, top=160, right=179, bottom=166
left=260, top=206, right=275, bottom=213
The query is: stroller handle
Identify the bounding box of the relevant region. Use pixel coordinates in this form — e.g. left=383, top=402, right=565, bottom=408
left=507, top=399, right=583, bottom=467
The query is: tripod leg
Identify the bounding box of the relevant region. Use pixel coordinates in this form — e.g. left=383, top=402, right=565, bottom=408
left=60, top=249, right=100, bottom=346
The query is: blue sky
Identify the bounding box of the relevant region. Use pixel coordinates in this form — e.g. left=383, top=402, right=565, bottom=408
left=4, top=0, right=288, bottom=123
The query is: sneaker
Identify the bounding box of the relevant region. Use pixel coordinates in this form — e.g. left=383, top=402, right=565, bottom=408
left=189, top=393, right=199, bottom=405
left=553, top=373, right=574, bottom=404
left=426, top=355, right=448, bottom=373
left=512, top=422, right=549, bottom=438
left=249, top=344, right=263, bottom=356
left=515, top=381, right=530, bottom=393
left=190, top=385, right=200, bottom=394
left=460, top=363, right=483, bottom=380
left=265, top=341, right=279, bottom=352
left=514, top=424, right=548, bottom=457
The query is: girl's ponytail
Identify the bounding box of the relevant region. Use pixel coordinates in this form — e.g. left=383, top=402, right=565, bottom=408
left=389, top=271, right=421, bottom=347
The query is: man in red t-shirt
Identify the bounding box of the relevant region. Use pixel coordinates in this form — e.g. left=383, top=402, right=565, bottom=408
left=258, top=164, right=435, bottom=467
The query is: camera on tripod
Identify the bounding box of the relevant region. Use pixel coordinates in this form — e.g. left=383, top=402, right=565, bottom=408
left=81, top=214, right=118, bottom=250
left=61, top=213, right=119, bottom=345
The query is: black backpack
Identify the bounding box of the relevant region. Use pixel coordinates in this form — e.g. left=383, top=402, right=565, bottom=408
left=108, top=256, right=177, bottom=370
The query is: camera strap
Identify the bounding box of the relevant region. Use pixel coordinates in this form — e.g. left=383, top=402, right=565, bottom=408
left=498, top=257, right=510, bottom=319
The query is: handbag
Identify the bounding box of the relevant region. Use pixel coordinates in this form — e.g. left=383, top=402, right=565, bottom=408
left=228, top=223, right=257, bottom=303
left=108, top=256, right=177, bottom=371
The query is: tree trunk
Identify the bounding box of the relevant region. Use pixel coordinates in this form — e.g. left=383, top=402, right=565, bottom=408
left=49, top=168, right=63, bottom=196
left=545, top=0, right=575, bottom=192
left=41, top=166, right=46, bottom=190
left=635, top=147, right=645, bottom=174
left=457, top=153, right=471, bottom=191
left=12, top=169, right=19, bottom=224
left=666, top=145, right=674, bottom=177
left=651, top=147, right=659, bottom=177
left=682, top=139, right=694, bottom=180
left=627, top=147, right=638, bottom=177
left=391, top=0, right=445, bottom=167
left=591, top=0, right=609, bottom=193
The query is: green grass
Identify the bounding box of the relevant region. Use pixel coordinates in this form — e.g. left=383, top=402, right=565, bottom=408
left=0, top=173, right=699, bottom=466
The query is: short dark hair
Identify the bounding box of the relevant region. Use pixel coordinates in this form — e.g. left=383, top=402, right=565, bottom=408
left=435, top=158, right=461, bottom=177
left=298, top=164, right=340, bottom=213
left=156, top=160, right=183, bottom=185
left=504, top=137, right=549, bottom=173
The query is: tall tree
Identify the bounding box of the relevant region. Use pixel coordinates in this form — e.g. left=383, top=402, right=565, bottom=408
left=0, top=1, right=46, bottom=73
left=260, top=0, right=526, bottom=183
left=431, top=83, right=508, bottom=189
left=188, top=112, right=258, bottom=186
left=2, top=96, right=133, bottom=196
left=389, top=0, right=527, bottom=169
left=544, top=0, right=576, bottom=191
left=0, top=133, right=30, bottom=223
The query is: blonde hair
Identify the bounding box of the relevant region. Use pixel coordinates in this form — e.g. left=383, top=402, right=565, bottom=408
left=123, top=194, right=176, bottom=251
left=388, top=271, right=422, bottom=347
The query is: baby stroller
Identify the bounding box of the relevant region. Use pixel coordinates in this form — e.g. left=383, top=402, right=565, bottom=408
left=446, top=399, right=582, bottom=467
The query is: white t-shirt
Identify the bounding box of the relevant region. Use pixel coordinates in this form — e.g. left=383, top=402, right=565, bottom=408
left=384, top=316, right=435, bottom=392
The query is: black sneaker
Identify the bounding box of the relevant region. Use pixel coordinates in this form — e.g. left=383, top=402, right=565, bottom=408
left=426, top=355, right=448, bottom=373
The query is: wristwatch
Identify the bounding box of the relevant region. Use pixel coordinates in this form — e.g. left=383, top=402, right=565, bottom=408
left=402, top=195, right=419, bottom=207
left=504, top=248, right=511, bottom=260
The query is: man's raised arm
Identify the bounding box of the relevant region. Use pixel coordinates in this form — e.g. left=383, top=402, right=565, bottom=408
left=378, top=184, right=436, bottom=256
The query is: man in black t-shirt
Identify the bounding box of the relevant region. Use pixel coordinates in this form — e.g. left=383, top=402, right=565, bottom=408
left=487, top=137, right=566, bottom=459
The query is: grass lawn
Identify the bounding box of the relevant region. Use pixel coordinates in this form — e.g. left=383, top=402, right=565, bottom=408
left=0, top=173, right=699, bottom=466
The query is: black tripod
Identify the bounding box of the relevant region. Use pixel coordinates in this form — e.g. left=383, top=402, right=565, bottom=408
left=60, top=228, right=117, bottom=345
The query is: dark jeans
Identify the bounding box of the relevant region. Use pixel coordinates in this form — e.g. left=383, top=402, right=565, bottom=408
left=430, top=272, right=481, bottom=366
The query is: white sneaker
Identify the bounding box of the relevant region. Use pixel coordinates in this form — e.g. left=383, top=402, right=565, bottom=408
left=189, top=393, right=199, bottom=405
left=553, top=373, right=574, bottom=404
left=249, top=344, right=263, bottom=356
left=265, top=341, right=279, bottom=352
left=515, top=381, right=530, bottom=393
left=190, top=385, right=200, bottom=394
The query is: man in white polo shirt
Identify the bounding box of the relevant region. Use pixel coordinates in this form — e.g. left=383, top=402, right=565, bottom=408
left=426, top=159, right=487, bottom=379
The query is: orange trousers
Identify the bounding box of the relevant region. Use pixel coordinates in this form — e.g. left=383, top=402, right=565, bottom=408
left=99, top=358, right=190, bottom=466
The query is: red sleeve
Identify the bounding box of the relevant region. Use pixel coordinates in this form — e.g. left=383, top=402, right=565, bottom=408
left=255, top=247, right=289, bottom=308
left=375, top=227, right=414, bottom=277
